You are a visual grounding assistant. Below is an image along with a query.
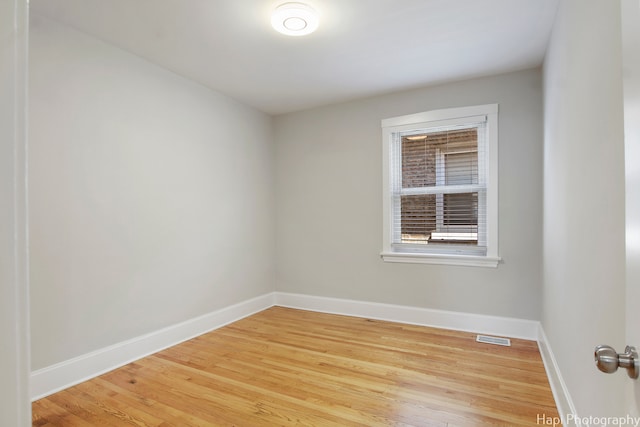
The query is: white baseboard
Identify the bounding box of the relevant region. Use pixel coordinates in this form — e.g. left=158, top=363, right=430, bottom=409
left=537, top=324, right=578, bottom=426
left=274, top=292, right=540, bottom=340
left=30, top=293, right=276, bottom=401
left=31, top=288, right=570, bottom=422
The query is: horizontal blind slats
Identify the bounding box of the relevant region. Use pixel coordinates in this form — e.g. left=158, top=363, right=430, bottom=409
left=391, top=120, right=487, bottom=251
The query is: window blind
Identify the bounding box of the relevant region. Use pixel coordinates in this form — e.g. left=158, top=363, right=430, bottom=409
left=390, top=120, right=487, bottom=255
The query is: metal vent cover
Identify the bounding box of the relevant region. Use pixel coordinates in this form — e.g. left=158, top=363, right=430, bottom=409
left=476, top=335, right=511, bottom=346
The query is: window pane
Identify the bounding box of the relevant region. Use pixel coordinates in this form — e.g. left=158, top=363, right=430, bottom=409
left=401, top=137, right=437, bottom=187
left=400, top=193, right=478, bottom=244
left=443, top=192, right=478, bottom=227
left=400, top=194, right=436, bottom=244
left=445, top=152, right=478, bottom=185
left=402, top=128, right=477, bottom=188
left=400, top=192, right=479, bottom=245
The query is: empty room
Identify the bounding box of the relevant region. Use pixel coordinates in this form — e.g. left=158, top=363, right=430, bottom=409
left=2, top=0, right=640, bottom=426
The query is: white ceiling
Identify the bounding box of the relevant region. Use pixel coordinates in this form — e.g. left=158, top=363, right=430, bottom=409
left=30, top=0, right=560, bottom=115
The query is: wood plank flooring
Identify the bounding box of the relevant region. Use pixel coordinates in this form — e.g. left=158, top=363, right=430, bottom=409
left=32, top=307, right=561, bottom=426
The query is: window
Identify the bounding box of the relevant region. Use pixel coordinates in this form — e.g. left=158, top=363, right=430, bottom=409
left=381, top=104, right=500, bottom=267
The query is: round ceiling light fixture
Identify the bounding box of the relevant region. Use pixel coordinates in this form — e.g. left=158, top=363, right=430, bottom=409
left=271, top=2, right=319, bottom=36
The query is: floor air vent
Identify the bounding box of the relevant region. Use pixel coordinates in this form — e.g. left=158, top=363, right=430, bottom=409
left=476, top=335, right=511, bottom=346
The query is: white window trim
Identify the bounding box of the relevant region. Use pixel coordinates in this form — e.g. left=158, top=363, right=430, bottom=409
left=381, top=104, right=501, bottom=268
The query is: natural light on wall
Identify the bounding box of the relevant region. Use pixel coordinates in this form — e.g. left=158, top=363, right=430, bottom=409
left=271, top=2, right=319, bottom=36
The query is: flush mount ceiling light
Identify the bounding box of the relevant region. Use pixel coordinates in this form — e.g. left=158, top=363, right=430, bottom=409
left=271, top=2, right=319, bottom=36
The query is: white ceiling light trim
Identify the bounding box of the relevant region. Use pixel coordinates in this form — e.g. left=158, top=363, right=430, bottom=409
left=271, top=2, right=319, bottom=36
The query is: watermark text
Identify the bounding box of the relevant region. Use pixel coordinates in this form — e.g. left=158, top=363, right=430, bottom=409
left=537, top=413, right=640, bottom=427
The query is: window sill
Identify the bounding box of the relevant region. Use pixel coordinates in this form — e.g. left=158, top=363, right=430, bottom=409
left=380, top=252, right=501, bottom=268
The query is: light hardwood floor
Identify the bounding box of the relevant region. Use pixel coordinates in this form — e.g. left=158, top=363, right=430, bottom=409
left=32, top=307, right=561, bottom=426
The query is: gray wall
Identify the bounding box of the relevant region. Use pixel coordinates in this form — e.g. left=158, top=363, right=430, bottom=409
left=1, top=0, right=30, bottom=424
left=29, top=16, right=275, bottom=370
left=622, top=0, right=640, bottom=415
left=274, top=68, right=543, bottom=320
left=542, top=0, right=626, bottom=418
